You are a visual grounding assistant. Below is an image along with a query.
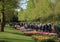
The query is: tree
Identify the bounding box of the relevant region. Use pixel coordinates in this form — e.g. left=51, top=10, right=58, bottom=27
left=0, top=0, right=19, bottom=32
left=49, top=0, right=60, bottom=23
left=19, top=0, right=50, bottom=22
left=18, top=0, right=60, bottom=23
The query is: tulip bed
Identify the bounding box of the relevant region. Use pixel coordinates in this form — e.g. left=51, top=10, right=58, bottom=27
left=23, top=30, right=58, bottom=36
left=33, top=35, right=58, bottom=42
left=33, top=35, right=49, bottom=40
left=24, top=30, right=37, bottom=35
left=16, top=26, right=60, bottom=42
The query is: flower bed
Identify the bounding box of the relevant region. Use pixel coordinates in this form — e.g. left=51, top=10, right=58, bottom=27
left=24, top=30, right=37, bottom=35
left=33, top=35, right=49, bottom=40
left=33, top=35, right=58, bottom=42
left=37, top=32, right=57, bottom=36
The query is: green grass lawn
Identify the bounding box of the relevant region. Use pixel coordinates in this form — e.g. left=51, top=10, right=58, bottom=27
left=0, top=26, right=33, bottom=42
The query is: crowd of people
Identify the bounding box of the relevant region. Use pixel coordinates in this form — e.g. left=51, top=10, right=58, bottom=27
left=24, top=23, right=52, bottom=32
left=9, top=22, right=60, bottom=33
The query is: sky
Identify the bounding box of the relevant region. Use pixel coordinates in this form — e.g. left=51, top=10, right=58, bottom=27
left=51, top=0, right=56, bottom=3
left=16, top=0, right=28, bottom=11
left=20, top=0, right=29, bottom=9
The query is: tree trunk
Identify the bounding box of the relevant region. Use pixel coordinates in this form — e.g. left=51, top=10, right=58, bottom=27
left=0, top=12, right=5, bottom=32
left=0, top=0, right=5, bottom=32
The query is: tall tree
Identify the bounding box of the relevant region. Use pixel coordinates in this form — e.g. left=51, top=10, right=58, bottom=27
left=0, top=0, right=19, bottom=32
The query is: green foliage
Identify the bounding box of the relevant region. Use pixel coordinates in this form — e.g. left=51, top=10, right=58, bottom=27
left=18, top=0, right=50, bottom=22
left=0, top=0, right=19, bottom=22
left=18, top=0, right=60, bottom=23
